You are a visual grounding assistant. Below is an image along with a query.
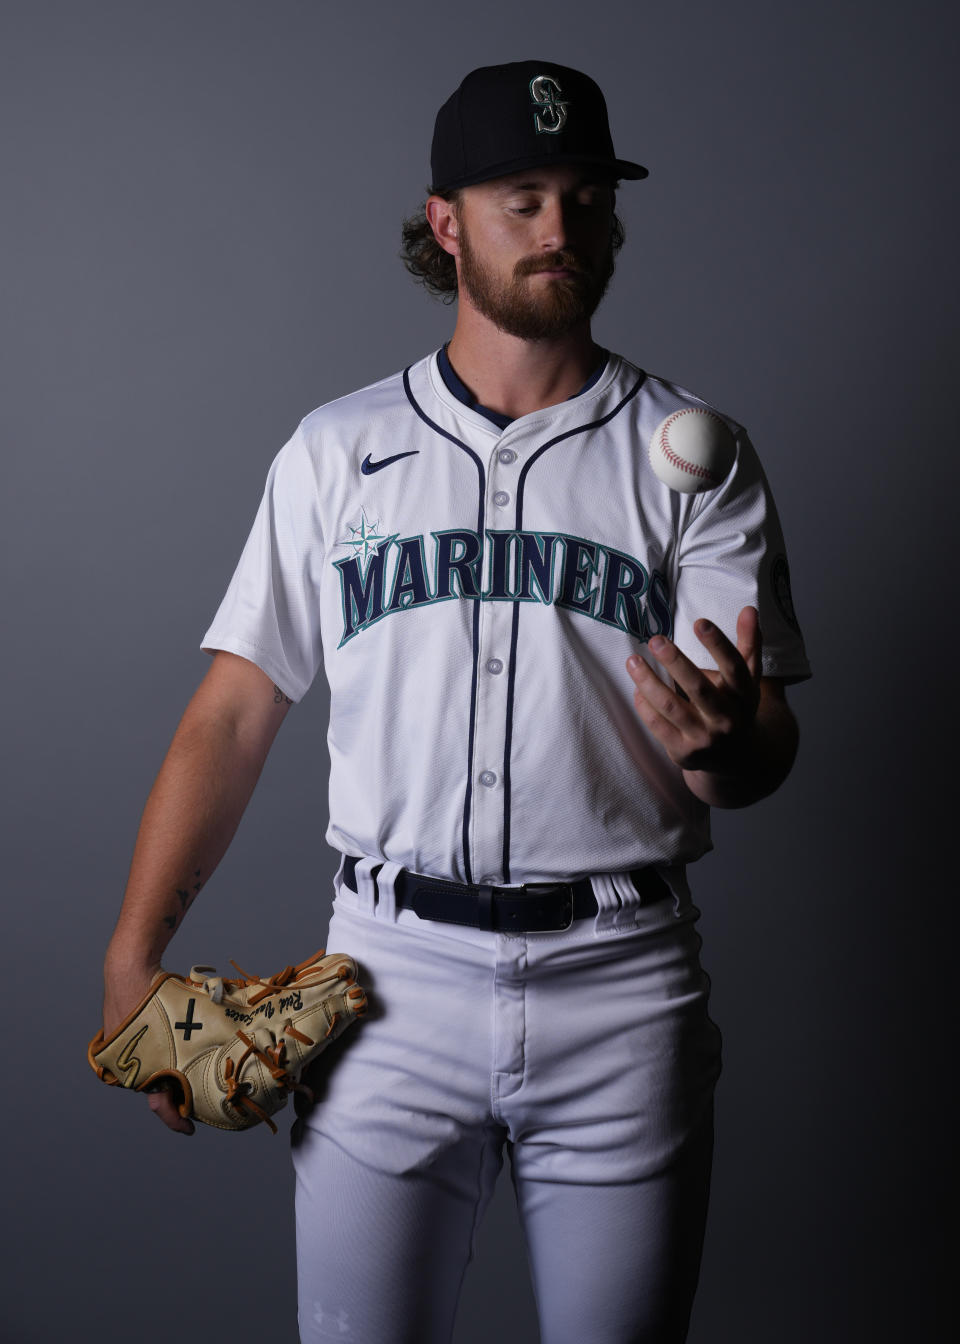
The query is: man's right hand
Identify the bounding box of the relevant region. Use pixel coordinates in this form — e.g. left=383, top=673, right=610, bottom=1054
left=102, top=962, right=195, bottom=1136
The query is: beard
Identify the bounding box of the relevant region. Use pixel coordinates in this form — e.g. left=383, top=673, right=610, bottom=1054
left=457, top=223, right=615, bottom=340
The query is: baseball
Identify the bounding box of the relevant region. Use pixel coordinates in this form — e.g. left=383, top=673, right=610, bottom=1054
left=648, top=408, right=737, bottom=494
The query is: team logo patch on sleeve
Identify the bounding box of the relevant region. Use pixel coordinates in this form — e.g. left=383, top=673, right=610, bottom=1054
left=770, top=553, right=800, bottom=632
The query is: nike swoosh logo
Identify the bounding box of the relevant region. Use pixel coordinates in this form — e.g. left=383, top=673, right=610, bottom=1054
left=361, top=451, right=419, bottom=475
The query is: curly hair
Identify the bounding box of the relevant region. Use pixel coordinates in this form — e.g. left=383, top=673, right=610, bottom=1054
left=399, top=189, right=463, bottom=303
left=400, top=186, right=625, bottom=303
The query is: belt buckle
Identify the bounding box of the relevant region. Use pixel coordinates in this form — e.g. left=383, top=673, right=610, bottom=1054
left=515, top=881, right=575, bottom=932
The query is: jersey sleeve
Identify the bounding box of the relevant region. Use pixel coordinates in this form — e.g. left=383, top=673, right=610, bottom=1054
left=671, top=428, right=811, bottom=684
left=199, top=424, right=324, bottom=702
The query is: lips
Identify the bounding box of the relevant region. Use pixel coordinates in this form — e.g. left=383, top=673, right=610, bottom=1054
left=518, top=254, right=587, bottom=279
left=527, top=264, right=584, bottom=278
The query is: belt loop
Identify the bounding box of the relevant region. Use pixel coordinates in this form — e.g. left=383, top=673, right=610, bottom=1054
left=373, top=861, right=404, bottom=923
left=589, top=874, right=622, bottom=936
left=657, top=864, right=691, bottom=919
left=611, top=872, right=646, bottom=928
left=333, top=851, right=347, bottom=895
left=350, top=857, right=379, bottom=915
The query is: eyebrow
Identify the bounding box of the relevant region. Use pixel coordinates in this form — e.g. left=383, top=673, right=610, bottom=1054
left=488, top=180, right=543, bottom=194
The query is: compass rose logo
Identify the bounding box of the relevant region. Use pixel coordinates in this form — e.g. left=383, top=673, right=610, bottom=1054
left=340, top=508, right=386, bottom=564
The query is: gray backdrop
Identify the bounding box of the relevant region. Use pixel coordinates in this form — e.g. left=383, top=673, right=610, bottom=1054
left=2, top=1, right=955, bottom=1340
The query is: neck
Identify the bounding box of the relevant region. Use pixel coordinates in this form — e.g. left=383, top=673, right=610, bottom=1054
left=445, top=303, right=603, bottom=420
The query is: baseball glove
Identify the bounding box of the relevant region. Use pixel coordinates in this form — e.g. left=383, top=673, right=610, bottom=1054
left=88, top=948, right=367, bottom=1133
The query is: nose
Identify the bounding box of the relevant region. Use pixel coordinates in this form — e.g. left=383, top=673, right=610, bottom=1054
left=536, top=195, right=570, bottom=251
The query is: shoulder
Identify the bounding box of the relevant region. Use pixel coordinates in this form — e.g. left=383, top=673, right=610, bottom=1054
left=298, top=355, right=433, bottom=445
left=612, top=356, right=748, bottom=441
left=604, top=356, right=778, bottom=516
left=259, top=354, right=438, bottom=495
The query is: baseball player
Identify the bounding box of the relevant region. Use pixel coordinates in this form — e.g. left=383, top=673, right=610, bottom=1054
left=101, top=61, right=810, bottom=1343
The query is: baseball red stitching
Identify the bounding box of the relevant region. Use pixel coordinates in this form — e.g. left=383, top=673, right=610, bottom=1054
left=658, top=409, right=724, bottom=483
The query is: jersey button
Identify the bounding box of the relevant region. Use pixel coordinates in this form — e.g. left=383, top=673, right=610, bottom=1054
left=481, top=875, right=500, bottom=885
left=485, top=658, right=503, bottom=675
left=479, top=770, right=497, bottom=787
left=493, top=491, right=510, bottom=507
left=497, top=448, right=517, bottom=465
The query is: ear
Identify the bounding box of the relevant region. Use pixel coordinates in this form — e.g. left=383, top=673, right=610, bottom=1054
left=425, top=194, right=460, bottom=258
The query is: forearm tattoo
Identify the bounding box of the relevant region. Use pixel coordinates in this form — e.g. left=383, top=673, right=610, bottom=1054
left=157, top=685, right=291, bottom=934
left=161, top=868, right=204, bottom=931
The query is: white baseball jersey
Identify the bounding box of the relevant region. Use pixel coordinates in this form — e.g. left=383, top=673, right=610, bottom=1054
left=201, top=349, right=810, bottom=886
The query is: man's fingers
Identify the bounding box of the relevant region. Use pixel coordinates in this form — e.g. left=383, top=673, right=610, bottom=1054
left=147, top=1084, right=195, bottom=1135
left=628, top=660, right=740, bottom=771
left=692, top=617, right=756, bottom=696
left=735, top=606, right=761, bottom=681
left=627, top=678, right=689, bottom=757
left=627, top=651, right=702, bottom=731
left=626, top=611, right=764, bottom=771
left=643, top=633, right=731, bottom=715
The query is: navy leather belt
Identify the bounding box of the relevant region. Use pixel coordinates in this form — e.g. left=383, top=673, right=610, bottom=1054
left=340, top=856, right=670, bottom=932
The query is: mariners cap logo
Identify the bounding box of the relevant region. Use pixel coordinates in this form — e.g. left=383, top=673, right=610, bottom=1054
left=430, top=62, right=648, bottom=192
left=529, top=75, right=569, bottom=135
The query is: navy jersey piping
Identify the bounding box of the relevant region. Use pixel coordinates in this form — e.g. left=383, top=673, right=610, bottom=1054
left=402, top=365, right=485, bottom=884
left=500, top=372, right=647, bottom=882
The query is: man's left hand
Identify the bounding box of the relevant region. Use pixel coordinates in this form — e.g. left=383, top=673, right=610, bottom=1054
left=627, top=606, right=762, bottom=776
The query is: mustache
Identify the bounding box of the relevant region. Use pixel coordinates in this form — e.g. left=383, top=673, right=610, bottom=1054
left=514, top=250, right=590, bottom=278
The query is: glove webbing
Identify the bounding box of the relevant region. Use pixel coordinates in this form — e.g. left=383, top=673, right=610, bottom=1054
left=225, top=1021, right=317, bottom=1135
left=189, top=950, right=355, bottom=1008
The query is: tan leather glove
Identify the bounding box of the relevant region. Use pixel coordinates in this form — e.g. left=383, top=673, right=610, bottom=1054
left=89, top=948, right=367, bottom=1133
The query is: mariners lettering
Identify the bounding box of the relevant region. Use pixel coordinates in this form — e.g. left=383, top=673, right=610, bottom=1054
left=335, top=530, right=672, bottom=647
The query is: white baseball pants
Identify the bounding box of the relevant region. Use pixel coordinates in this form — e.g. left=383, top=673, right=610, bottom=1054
left=292, top=858, right=723, bottom=1343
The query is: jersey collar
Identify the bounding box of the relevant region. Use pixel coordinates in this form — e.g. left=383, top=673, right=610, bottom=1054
left=436, top=343, right=609, bottom=433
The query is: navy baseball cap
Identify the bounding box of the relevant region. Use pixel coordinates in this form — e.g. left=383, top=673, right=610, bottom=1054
left=430, top=61, right=648, bottom=193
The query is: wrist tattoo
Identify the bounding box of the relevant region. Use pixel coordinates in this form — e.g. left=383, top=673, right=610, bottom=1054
left=161, top=868, right=204, bottom=932
left=274, top=685, right=293, bottom=705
